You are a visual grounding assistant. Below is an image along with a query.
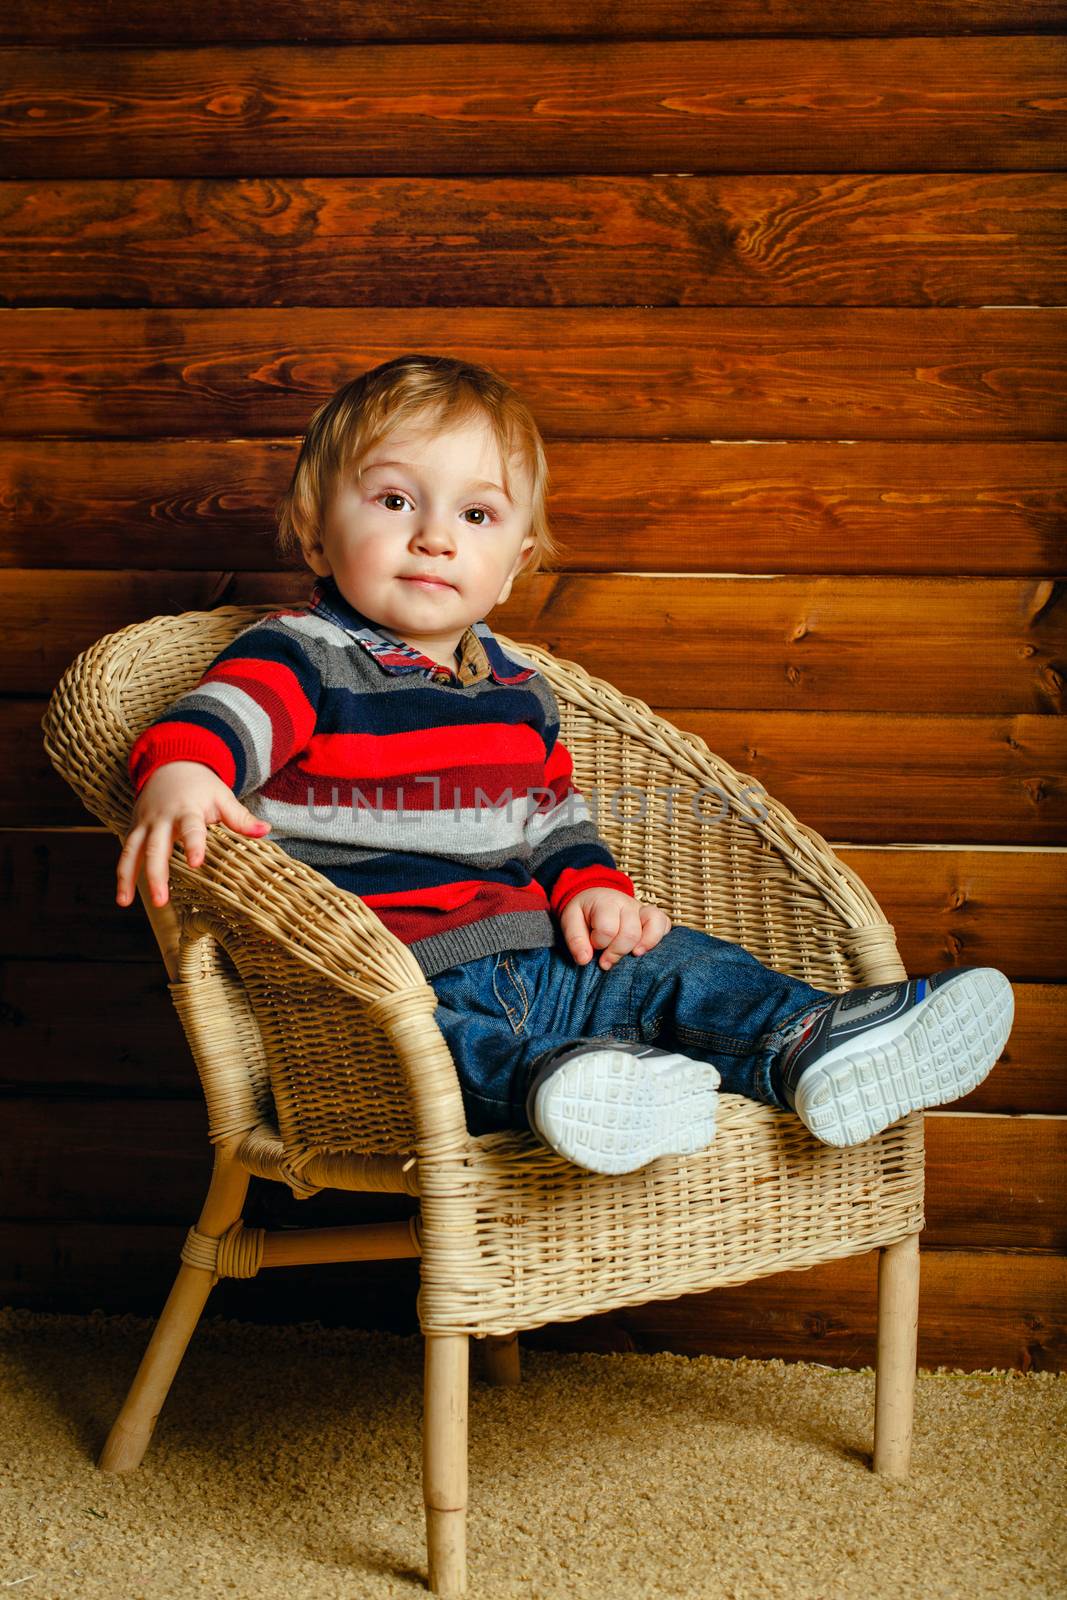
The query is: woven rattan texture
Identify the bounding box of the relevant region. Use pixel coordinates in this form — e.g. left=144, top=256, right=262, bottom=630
left=499, top=632, right=902, bottom=993
left=415, top=1103, right=924, bottom=1336
left=171, top=908, right=418, bottom=1165
left=42, top=604, right=924, bottom=1339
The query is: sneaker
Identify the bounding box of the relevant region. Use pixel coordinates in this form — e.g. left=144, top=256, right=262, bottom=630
left=525, top=1037, right=721, bottom=1175
left=774, top=966, right=1014, bottom=1147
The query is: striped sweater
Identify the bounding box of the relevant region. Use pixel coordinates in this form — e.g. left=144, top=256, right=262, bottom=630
left=128, top=576, right=635, bottom=977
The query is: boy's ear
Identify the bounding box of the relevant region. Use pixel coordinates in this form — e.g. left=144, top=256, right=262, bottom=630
left=494, top=539, right=537, bottom=608
left=302, top=537, right=332, bottom=578
left=515, top=536, right=537, bottom=573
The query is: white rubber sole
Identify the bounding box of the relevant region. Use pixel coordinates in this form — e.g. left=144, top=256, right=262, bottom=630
left=531, top=1047, right=721, bottom=1175
left=793, top=967, right=1014, bottom=1146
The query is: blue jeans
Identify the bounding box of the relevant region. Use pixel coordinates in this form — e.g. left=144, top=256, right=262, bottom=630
left=427, top=924, right=837, bottom=1137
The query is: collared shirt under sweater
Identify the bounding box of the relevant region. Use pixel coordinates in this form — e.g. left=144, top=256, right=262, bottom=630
left=127, top=576, right=635, bottom=977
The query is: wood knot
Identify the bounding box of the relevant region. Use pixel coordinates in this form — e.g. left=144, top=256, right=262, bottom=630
left=1038, top=666, right=1065, bottom=715
left=1023, top=578, right=1060, bottom=627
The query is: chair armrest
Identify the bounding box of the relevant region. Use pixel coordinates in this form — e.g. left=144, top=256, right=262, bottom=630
left=41, top=617, right=429, bottom=1006
left=168, top=833, right=471, bottom=1153
left=171, top=824, right=428, bottom=1007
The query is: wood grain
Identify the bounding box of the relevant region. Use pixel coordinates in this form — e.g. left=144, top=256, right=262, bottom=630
left=4, top=1219, right=1059, bottom=1370
left=2, top=173, right=1063, bottom=308
left=6, top=1, right=1065, bottom=46
left=4, top=309, right=1063, bottom=439
left=5, top=569, right=1063, bottom=712
left=839, top=847, right=1067, bottom=980
left=661, top=710, right=1067, bottom=846
left=2, top=830, right=1063, bottom=980
left=2, top=40, right=1064, bottom=179
left=561, top=1246, right=1067, bottom=1371
left=11, top=696, right=1065, bottom=843
left=494, top=576, right=1066, bottom=716
left=4, top=439, right=1064, bottom=576
left=1, top=1100, right=1062, bottom=1253
left=0, top=960, right=1058, bottom=1114
left=3, top=0, right=1063, bottom=1371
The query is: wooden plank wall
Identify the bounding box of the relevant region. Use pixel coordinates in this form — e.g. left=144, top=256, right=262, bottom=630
left=1, top=2, right=1065, bottom=1372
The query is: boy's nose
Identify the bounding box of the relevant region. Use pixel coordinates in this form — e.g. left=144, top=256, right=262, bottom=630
left=414, top=518, right=457, bottom=554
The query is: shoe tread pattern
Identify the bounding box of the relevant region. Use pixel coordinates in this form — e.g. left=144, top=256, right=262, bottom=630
left=794, top=968, right=1014, bottom=1146
left=535, top=1048, right=720, bottom=1175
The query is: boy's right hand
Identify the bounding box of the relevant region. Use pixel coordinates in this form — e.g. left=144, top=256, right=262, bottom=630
left=116, top=760, right=271, bottom=909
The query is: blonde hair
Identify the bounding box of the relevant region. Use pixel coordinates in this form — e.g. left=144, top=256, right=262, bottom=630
left=275, top=353, right=559, bottom=575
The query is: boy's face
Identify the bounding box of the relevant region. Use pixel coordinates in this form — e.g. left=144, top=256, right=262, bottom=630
left=304, top=413, right=537, bottom=664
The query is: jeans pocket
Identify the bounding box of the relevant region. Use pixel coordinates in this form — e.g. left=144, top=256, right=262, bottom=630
left=491, top=952, right=531, bottom=1035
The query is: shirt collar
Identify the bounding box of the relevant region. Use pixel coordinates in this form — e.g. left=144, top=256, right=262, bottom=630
left=308, top=576, right=538, bottom=685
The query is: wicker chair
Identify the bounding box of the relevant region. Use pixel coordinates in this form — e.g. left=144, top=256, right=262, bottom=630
left=42, top=605, right=924, bottom=1599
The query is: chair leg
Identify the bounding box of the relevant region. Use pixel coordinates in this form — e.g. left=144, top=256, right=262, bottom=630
left=873, top=1232, right=920, bottom=1477
left=424, top=1333, right=469, bottom=1597
left=482, top=1332, right=521, bottom=1387
left=97, top=1140, right=250, bottom=1472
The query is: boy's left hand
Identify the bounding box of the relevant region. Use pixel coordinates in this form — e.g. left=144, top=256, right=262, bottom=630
left=559, top=887, right=672, bottom=971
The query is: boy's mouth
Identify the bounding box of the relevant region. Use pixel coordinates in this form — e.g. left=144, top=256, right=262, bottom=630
left=401, top=574, right=456, bottom=591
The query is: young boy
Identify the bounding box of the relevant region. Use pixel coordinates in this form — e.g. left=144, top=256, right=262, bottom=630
left=115, top=354, right=1015, bottom=1175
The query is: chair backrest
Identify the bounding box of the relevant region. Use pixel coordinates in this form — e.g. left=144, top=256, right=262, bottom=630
left=494, top=633, right=899, bottom=994
left=42, top=605, right=283, bottom=838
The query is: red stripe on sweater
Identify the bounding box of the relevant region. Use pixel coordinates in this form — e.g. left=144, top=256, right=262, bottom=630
left=362, top=879, right=549, bottom=942
left=549, top=864, right=636, bottom=915
left=127, top=722, right=237, bottom=792
left=362, top=878, right=546, bottom=911
left=202, top=656, right=317, bottom=757
left=543, top=739, right=582, bottom=805
left=299, top=721, right=547, bottom=778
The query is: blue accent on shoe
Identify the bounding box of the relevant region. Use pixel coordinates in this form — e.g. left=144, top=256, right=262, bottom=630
left=773, top=967, right=1014, bottom=1146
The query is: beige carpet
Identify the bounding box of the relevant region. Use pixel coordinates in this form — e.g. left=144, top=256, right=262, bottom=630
left=1, top=1306, right=1063, bottom=1600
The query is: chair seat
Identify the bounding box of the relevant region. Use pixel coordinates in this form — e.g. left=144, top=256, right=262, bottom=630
left=414, top=1094, right=924, bottom=1337
left=222, top=1081, right=923, bottom=1338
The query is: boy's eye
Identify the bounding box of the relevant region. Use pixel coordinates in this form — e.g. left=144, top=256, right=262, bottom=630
left=376, top=491, right=496, bottom=526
